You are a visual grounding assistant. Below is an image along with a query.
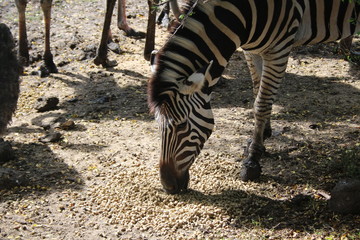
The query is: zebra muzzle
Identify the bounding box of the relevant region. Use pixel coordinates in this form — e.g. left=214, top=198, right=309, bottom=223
left=160, top=164, right=189, bottom=194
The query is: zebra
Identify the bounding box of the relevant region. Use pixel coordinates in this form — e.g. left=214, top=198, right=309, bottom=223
left=148, top=0, right=360, bottom=194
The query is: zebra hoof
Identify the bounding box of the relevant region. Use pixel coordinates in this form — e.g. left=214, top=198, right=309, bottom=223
left=44, top=53, right=58, bottom=74
left=240, top=159, right=262, bottom=181
left=46, top=62, right=58, bottom=74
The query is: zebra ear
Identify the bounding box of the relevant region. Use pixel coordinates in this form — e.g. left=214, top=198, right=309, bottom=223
left=180, top=61, right=213, bottom=94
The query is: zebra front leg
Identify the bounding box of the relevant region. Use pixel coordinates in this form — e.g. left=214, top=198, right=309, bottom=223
left=240, top=53, right=289, bottom=181
left=241, top=117, right=267, bottom=181
left=244, top=52, right=272, bottom=140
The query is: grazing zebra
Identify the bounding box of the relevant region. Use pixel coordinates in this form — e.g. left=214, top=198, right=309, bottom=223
left=148, top=0, right=360, bottom=194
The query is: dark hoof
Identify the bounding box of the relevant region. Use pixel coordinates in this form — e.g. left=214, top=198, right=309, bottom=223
left=264, top=127, right=272, bottom=140
left=103, top=59, right=118, bottom=68
left=46, top=63, right=58, bottom=74
left=39, top=65, right=50, bottom=78
left=44, top=54, right=58, bottom=73
left=39, top=62, right=57, bottom=77
left=240, top=159, right=261, bottom=181
left=123, top=28, right=146, bottom=39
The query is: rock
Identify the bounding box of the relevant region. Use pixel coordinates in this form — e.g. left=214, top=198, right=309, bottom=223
left=309, top=124, right=320, bottom=130
left=32, top=116, right=66, bottom=130
left=79, top=44, right=97, bottom=60
left=0, top=168, right=26, bottom=189
left=92, top=96, right=111, bottom=104
left=107, top=41, right=122, bottom=54
left=59, top=120, right=75, bottom=130
left=67, top=97, right=79, bottom=103
left=32, top=116, right=75, bottom=131
left=34, top=97, right=59, bottom=112
left=328, top=179, right=360, bottom=214
left=69, top=42, right=77, bottom=49
left=0, top=139, right=15, bottom=164
left=57, top=60, right=70, bottom=67
left=39, top=131, right=62, bottom=143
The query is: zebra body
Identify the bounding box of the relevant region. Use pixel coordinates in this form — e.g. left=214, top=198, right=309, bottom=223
left=148, top=0, right=359, bottom=194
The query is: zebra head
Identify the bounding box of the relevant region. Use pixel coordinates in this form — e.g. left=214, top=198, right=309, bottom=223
left=149, top=60, right=216, bottom=194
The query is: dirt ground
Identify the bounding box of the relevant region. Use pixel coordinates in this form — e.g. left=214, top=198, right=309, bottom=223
left=1, top=0, right=360, bottom=239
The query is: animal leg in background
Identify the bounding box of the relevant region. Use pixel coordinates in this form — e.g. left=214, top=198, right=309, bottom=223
left=339, top=35, right=360, bottom=57
left=15, top=0, right=57, bottom=73
left=94, top=0, right=117, bottom=67
left=144, top=0, right=158, bottom=61
left=145, top=0, right=181, bottom=60
left=94, top=0, right=147, bottom=67
left=117, top=0, right=146, bottom=39
left=156, top=0, right=181, bottom=29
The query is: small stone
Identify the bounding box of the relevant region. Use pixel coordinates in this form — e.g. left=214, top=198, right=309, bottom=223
left=92, top=96, right=111, bottom=104
left=329, top=179, right=360, bottom=214
left=107, top=42, right=122, bottom=54
left=34, top=97, right=59, bottom=112
left=69, top=42, right=77, bottom=49
left=67, top=98, right=79, bottom=103
left=309, top=124, right=320, bottom=130
left=57, top=60, right=70, bottom=67
left=39, top=131, right=62, bottom=143
left=32, top=116, right=65, bottom=130
left=59, top=120, right=75, bottom=130
left=79, top=44, right=97, bottom=60
left=0, top=139, right=15, bottom=164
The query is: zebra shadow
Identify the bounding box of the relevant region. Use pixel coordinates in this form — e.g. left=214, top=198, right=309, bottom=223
left=190, top=47, right=360, bottom=231
left=175, top=188, right=356, bottom=234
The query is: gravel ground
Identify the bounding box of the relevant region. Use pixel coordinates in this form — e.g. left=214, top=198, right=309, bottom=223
left=1, top=0, right=360, bottom=239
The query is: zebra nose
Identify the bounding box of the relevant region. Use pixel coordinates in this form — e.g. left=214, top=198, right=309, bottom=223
left=162, top=182, right=180, bottom=194
left=160, top=165, right=180, bottom=194
left=160, top=164, right=190, bottom=194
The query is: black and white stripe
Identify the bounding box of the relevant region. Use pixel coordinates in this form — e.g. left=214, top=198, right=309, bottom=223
left=148, top=0, right=359, bottom=193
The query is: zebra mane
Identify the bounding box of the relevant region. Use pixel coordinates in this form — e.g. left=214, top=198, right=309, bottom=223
left=171, top=0, right=199, bottom=33
left=147, top=0, right=202, bottom=114
left=147, top=0, right=225, bottom=114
